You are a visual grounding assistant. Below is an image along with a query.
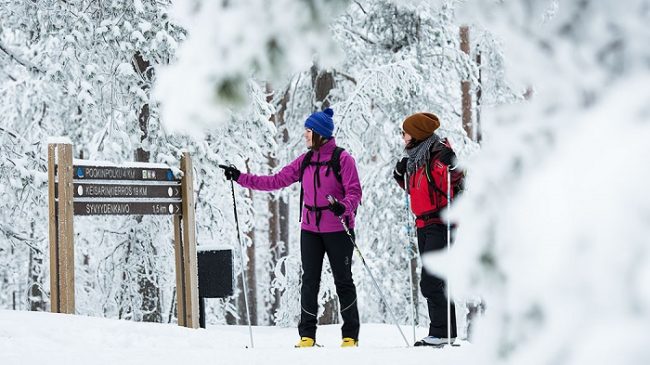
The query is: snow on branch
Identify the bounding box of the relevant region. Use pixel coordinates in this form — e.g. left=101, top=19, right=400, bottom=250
left=0, top=42, right=45, bottom=74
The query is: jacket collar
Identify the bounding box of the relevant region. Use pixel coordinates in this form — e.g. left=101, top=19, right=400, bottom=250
left=313, top=138, right=337, bottom=156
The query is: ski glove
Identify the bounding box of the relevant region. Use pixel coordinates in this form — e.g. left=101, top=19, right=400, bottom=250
left=218, top=165, right=241, bottom=181
left=327, top=196, right=346, bottom=217
left=394, top=157, right=408, bottom=178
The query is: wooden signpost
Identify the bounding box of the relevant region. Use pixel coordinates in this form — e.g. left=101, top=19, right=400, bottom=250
left=48, top=141, right=200, bottom=328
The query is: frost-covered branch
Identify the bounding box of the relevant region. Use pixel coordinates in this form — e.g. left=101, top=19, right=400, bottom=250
left=0, top=42, right=44, bottom=74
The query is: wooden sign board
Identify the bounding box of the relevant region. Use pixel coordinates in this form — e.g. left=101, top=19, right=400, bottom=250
left=48, top=144, right=199, bottom=328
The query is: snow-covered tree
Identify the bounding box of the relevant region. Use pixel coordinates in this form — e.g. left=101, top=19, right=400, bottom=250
left=150, top=0, right=516, bottom=331
left=0, top=0, right=184, bottom=318
left=432, top=0, right=650, bottom=363
left=154, top=0, right=349, bottom=134
left=2, top=0, right=520, bottom=339
left=238, top=0, right=515, bottom=330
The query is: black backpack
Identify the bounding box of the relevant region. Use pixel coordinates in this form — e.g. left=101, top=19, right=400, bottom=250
left=298, top=147, right=345, bottom=221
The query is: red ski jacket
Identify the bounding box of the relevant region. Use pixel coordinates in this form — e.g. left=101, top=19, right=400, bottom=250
left=395, top=140, right=464, bottom=228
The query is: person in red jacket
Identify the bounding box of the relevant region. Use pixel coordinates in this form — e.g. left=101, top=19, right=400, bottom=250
left=393, top=112, right=464, bottom=347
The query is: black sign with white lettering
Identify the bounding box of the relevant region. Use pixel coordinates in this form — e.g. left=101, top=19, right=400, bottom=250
left=73, top=201, right=182, bottom=216
left=66, top=165, right=178, bottom=182
left=61, top=183, right=182, bottom=199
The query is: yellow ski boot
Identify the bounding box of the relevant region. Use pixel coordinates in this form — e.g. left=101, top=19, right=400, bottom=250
left=295, top=337, right=316, bottom=348
left=341, top=337, right=358, bottom=347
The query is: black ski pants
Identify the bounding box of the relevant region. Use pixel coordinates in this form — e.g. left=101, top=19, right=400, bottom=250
left=298, top=229, right=360, bottom=340
left=417, top=223, right=457, bottom=338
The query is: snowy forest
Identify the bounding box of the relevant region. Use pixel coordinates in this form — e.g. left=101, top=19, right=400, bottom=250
left=1, top=0, right=649, bottom=364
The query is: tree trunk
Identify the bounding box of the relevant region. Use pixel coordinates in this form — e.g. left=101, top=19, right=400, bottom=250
left=475, top=48, right=483, bottom=143
left=267, top=84, right=292, bottom=324
left=311, top=64, right=339, bottom=324
left=226, top=213, right=258, bottom=326
left=225, top=279, right=243, bottom=325
left=410, top=256, right=420, bottom=324
left=246, top=225, right=257, bottom=326
left=311, top=64, right=335, bottom=110
left=230, top=162, right=258, bottom=326
left=133, top=51, right=152, bottom=163
left=28, top=221, right=46, bottom=311
left=460, top=26, right=473, bottom=140
left=132, top=52, right=161, bottom=322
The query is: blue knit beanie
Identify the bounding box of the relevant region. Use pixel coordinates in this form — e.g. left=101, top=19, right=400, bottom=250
left=304, top=108, right=334, bottom=139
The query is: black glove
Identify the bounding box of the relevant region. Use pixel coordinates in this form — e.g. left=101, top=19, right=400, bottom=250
left=326, top=196, right=346, bottom=217
left=218, top=164, right=241, bottom=181
left=394, top=157, right=408, bottom=177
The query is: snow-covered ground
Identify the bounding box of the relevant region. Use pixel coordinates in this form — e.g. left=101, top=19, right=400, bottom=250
left=0, top=310, right=472, bottom=365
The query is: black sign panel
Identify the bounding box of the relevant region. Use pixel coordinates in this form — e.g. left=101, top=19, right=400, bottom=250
left=73, top=201, right=182, bottom=216
left=198, top=249, right=234, bottom=298
left=70, top=165, right=178, bottom=182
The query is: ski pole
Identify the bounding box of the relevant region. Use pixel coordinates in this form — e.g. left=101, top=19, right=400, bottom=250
left=327, top=195, right=410, bottom=347
left=404, top=172, right=417, bottom=344
left=446, top=166, right=451, bottom=346
left=221, top=164, right=254, bottom=348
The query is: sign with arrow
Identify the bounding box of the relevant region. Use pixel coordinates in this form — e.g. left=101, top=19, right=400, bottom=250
left=63, top=165, right=179, bottom=182
left=54, top=182, right=182, bottom=199
left=72, top=200, right=182, bottom=216
left=49, top=144, right=199, bottom=328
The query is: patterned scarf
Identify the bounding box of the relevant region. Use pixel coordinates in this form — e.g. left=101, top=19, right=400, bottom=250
left=406, top=134, right=440, bottom=175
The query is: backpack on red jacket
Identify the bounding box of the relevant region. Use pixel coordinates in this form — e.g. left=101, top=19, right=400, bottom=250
left=407, top=139, right=464, bottom=227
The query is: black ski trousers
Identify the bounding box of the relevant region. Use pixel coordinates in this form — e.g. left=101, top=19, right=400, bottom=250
left=298, top=229, right=360, bottom=340
left=417, top=223, right=458, bottom=338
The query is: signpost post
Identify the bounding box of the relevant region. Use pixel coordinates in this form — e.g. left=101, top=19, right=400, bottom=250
left=47, top=142, right=199, bottom=328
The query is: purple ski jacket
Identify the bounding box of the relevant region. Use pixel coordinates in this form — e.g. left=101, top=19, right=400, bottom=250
left=236, top=138, right=362, bottom=233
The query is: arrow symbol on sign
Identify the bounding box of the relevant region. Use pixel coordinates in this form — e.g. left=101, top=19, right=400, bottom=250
left=167, top=187, right=181, bottom=197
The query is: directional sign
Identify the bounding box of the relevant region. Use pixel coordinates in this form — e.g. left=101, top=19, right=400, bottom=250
left=65, top=165, right=178, bottom=182
left=72, top=200, right=182, bottom=216
left=74, top=183, right=181, bottom=199
left=54, top=182, right=182, bottom=199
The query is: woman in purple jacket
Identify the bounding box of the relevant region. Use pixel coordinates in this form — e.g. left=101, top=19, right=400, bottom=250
left=220, top=108, right=362, bottom=348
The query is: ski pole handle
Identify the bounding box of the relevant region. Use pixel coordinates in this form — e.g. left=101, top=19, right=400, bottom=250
left=219, top=164, right=241, bottom=182
left=326, top=195, right=336, bottom=205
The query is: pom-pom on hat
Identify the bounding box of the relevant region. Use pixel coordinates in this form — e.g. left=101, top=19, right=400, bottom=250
left=402, top=112, right=440, bottom=140
left=305, top=108, right=335, bottom=139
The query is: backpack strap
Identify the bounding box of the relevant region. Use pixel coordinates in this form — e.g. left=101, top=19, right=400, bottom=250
left=424, top=145, right=453, bottom=203
left=424, top=159, right=446, bottom=195
left=299, top=150, right=314, bottom=183
left=298, top=147, right=349, bottom=223
left=298, top=151, right=314, bottom=222
left=324, top=147, right=345, bottom=184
